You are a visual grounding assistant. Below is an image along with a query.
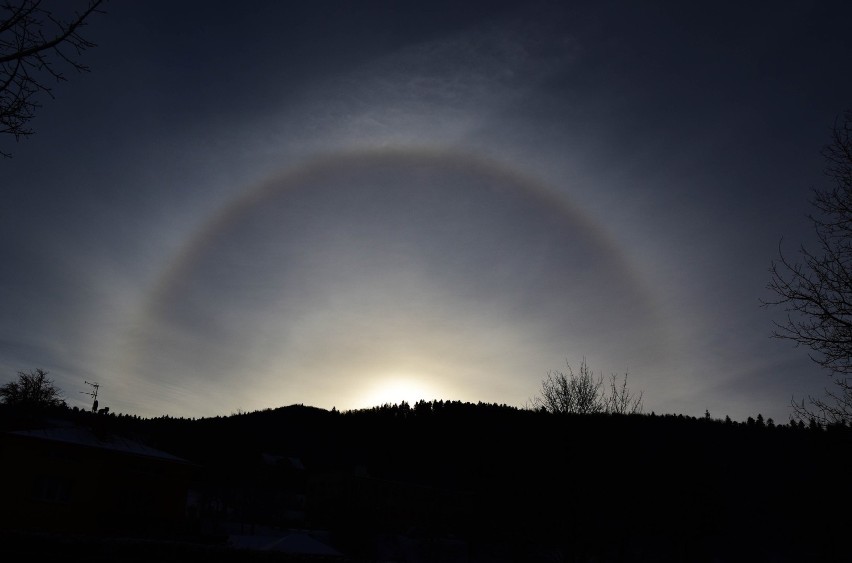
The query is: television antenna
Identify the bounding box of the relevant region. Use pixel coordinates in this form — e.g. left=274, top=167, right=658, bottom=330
left=81, top=381, right=100, bottom=412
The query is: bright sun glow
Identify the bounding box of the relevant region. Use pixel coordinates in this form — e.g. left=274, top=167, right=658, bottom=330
left=358, top=375, right=441, bottom=408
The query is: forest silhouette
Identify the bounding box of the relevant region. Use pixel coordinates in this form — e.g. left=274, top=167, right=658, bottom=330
left=2, top=399, right=851, bottom=562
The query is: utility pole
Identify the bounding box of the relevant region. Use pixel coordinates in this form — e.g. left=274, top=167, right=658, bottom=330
left=81, top=381, right=100, bottom=412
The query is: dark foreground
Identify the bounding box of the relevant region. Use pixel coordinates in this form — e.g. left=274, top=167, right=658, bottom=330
left=3, top=402, right=851, bottom=562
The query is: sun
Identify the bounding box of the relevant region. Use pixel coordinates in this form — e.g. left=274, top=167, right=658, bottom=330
left=357, top=374, right=442, bottom=409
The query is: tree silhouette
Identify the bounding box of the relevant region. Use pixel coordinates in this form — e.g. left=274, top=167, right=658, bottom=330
left=533, top=357, right=604, bottom=414
left=606, top=370, right=644, bottom=414
left=1, top=0, right=106, bottom=156
left=764, top=110, right=852, bottom=425
left=532, top=357, right=643, bottom=415
left=0, top=368, right=65, bottom=408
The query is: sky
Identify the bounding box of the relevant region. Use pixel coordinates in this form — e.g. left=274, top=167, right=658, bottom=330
left=2, top=0, right=851, bottom=422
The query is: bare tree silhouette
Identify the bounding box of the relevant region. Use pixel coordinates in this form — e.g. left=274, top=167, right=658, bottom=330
left=764, top=110, right=852, bottom=425
left=607, top=370, right=643, bottom=415
left=0, top=368, right=65, bottom=408
left=1, top=0, right=106, bottom=156
left=532, top=357, right=643, bottom=415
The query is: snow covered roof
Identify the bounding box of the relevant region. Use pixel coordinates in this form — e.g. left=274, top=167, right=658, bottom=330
left=8, top=426, right=190, bottom=463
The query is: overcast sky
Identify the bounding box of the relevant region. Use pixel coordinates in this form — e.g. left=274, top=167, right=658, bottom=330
left=2, top=0, right=851, bottom=421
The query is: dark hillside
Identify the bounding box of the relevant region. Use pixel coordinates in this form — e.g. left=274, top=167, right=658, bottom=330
left=2, top=402, right=850, bottom=562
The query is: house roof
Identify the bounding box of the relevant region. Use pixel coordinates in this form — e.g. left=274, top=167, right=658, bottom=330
left=8, top=426, right=190, bottom=464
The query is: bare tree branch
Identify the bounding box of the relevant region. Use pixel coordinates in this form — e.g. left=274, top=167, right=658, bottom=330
left=763, top=110, right=852, bottom=425
left=0, top=368, right=65, bottom=408
left=531, top=357, right=643, bottom=415
left=0, top=0, right=106, bottom=156
left=607, top=370, right=643, bottom=415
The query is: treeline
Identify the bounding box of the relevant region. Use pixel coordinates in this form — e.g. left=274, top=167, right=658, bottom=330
left=158, top=401, right=846, bottom=562
left=3, top=400, right=851, bottom=561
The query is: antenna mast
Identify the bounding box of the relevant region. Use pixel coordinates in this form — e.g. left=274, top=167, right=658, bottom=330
left=81, top=381, right=100, bottom=412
